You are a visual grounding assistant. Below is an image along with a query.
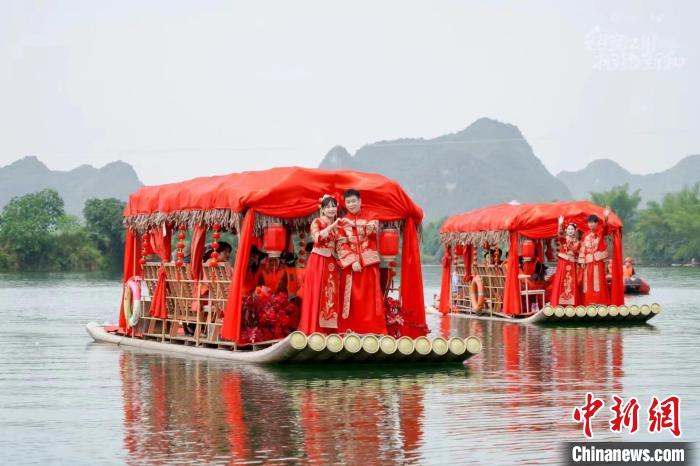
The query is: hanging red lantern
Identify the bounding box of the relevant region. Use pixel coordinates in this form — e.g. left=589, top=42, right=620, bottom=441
left=521, top=239, right=536, bottom=260
left=173, top=225, right=187, bottom=268
left=379, top=228, right=399, bottom=260
left=209, top=223, right=220, bottom=265
left=263, top=223, right=286, bottom=258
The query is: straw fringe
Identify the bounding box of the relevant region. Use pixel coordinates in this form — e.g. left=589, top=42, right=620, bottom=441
left=440, top=230, right=509, bottom=247
left=125, top=209, right=422, bottom=236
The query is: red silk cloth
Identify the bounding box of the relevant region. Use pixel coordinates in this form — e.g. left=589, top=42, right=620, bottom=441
left=124, top=167, right=423, bottom=225
left=149, top=225, right=172, bottom=262
left=149, top=265, right=168, bottom=319
left=399, top=217, right=427, bottom=337
left=221, top=209, right=256, bottom=341
left=440, top=201, right=625, bottom=315
left=339, top=264, right=387, bottom=334
left=189, top=224, right=207, bottom=280
left=298, top=253, right=339, bottom=334
left=438, top=246, right=452, bottom=315
left=119, top=230, right=142, bottom=329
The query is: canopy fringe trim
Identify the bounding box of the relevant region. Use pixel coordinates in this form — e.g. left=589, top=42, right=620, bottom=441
left=440, top=230, right=509, bottom=247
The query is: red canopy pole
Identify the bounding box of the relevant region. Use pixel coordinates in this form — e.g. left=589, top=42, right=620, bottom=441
left=611, top=230, right=625, bottom=305
left=189, top=224, right=207, bottom=280
left=438, top=245, right=452, bottom=315
left=400, top=218, right=427, bottom=337
left=222, top=209, right=256, bottom=342
left=119, top=229, right=141, bottom=329
left=503, top=231, right=522, bottom=315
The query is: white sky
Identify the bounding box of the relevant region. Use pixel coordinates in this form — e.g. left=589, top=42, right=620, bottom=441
left=1, top=0, right=698, bottom=185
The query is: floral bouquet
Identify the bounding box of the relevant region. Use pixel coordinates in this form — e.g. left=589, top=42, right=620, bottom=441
left=240, top=286, right=301, bottom=344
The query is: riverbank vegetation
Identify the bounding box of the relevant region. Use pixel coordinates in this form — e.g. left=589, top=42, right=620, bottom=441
left=419, top=183, right=700, bottom=266
left=0, top=190, right=125, bottom=272
left=2, top=184, right=698, bottom=272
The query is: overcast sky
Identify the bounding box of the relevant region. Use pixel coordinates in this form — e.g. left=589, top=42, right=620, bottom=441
left=2, top=1, right=698, bottom=185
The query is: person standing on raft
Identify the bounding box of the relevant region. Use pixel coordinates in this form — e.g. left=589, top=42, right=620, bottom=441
left=298, top=194, right=341, bottom=334
left=336, top=189, right=387, bottom=334
left=550, top=216, right=581, bottom=306
left=579, top=210, right=611, bottom=305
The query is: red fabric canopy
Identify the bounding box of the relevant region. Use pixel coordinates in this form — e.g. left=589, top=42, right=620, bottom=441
left=121, top=167, right=425, bottom=342
left=440, top=201, right=622, bottom=239
left=439, top=201, right=625, bottom=314
left=124, top=167, right=422, bottom=224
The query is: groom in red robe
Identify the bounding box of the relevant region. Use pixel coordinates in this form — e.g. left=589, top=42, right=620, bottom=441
left=336, top=189, right=387, bottom=334
left=579, top=210, right=611, bottom=305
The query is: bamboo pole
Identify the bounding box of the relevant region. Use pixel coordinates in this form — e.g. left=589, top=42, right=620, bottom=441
left=565, top=306, right=576, bottom=318
left=585, top=306, right=597, bottom=318
left=575, top=306, right=587, bottom=318
left=640, top=304, right=651, bottom=317
left=428, top=337, right=449, bottom=359
left=376, top=335, right=398, bottom=360
left=414, top=336, right=433, bottom=358
left=447, top=337, right=467, bottom=361
left=651, top=303, right=662, bottom=315
left=628, top=304, right=641, bottom=319
left=607, top=305, right=619, bottom=318
left=618, top=305, right=629, bottom=318
left=554, top=306, right=566, bottom=318
left=334, top=333, right=363, bottom=361
left=543, top=306, right=554, bottom=318
left=597, top=306, right=609, bottom=318
left=464, top=336, right=482, bottom=355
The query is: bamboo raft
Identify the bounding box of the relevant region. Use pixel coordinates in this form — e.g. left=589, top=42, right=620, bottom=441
left=426, top=303, right=662, bottom=324
left=86, top=323, right=482, bottom=364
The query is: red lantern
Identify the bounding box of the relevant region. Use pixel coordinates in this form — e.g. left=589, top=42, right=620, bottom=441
left=379, top=228, right=399, bottom=260
left=139, top=258, right=147, bottom=265
left=263, top=224, right=286, bottom=258
left=178, top=224, right=186, bottom=231
left=212, top=231, right=220, bottom=240
left=521, top=239, right=536, bottom=260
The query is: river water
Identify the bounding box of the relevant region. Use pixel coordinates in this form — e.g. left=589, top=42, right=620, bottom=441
left=1, top=266, right=698, bottom=465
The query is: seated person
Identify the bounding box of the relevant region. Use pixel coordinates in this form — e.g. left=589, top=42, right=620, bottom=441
left=203, top=241, right=233, bottom=265
left=259, top=254, right=287, bottom=293
left=243, top=246, right=267, bottom=295
left=623, top=257, right=636, bottom=279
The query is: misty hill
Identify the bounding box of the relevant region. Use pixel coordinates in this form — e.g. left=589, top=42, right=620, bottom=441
left=320, top=118, right=573, bottom=220
left=0, top=156, right=142, bottom=218
left=557, top=155, right=700, bottom=206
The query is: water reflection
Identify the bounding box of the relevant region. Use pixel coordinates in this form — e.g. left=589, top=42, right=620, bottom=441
left=114, top=318, right=661, bottom=464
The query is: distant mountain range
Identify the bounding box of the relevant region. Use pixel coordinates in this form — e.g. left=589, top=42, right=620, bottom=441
left=320, top=118, right=573, bottom=220
left=3, top=119, right=698, bottom=222
left=0, top=156, right=141, bottom=218
left=556, top=155, right=700, bottom=205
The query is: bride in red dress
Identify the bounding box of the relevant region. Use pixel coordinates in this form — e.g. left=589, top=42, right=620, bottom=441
left=298, top=195, right=341, bottom=334
left=550, top=216, right=581, bottom=306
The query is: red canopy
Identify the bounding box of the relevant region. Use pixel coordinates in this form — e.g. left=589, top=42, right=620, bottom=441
left=440, top=201, right=622, bottom=240
left=121, top=167, right=426, bottom=341
left=438, top=201, right=625, bottom=315
left=124, top=167, right=422, bottom=229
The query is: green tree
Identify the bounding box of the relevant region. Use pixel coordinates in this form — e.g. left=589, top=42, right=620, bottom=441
left=48, top=215, right=104, bottom=271
left=633, top=184, right=700, bottom=264
left=590, top=184, right=642, bottom=230
left=0, top=189, right=65, bottom=268
left=84, top=198, right=126, bottom=269
left=420, top=217, right=446, bottom=264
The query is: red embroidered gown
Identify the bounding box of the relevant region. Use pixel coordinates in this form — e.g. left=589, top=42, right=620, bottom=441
left=336, top=213, right=386, bottom=335
left=299, top=217, right=340, bottom=333
left=579, top=223, right=611, bottom=305
left=550, top=230, right=581, bottom=306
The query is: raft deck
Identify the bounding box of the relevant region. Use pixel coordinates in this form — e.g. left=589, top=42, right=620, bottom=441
left=427, top=303, right=662, bottom=324
left=86, top=323, right=481, bottom=364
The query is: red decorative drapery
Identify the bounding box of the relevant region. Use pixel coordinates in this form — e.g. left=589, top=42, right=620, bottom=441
left=502, top=231, right=522, bottom=315
left=463, top=244, right=473, bottom=281
left=119, top=230, right=141, bottom=330
left=438, top=245, right=452, bottom=315
left=400, top=217, right=427, bottom=337
left=148, top=225, right=172, bottom=320
left=221, top=209, right=256, bottom=341
left=611, top=230, right=624, bottom=305
left=189, top=224, right=207, bottom=280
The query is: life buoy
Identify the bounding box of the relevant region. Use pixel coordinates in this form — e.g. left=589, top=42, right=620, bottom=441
left=123, top=276, right=143, bottom=328
left=469, top=275, right=485, bottom=312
